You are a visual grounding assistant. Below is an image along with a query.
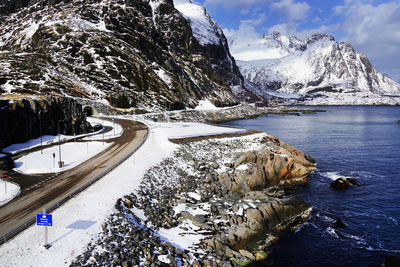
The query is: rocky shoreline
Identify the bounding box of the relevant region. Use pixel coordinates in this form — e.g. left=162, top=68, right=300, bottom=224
left=71, top=131, right=316, bottom=266
left=139, top=103, right=325, bottom=123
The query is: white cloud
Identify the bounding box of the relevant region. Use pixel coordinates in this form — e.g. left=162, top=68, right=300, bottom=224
left=203, top=0, right=269, bottom=11
left=240, top=12, right=267, bottom=26
left=270, top=0, right=310, bottom=21
left=334, top=1, right=400, bottom=77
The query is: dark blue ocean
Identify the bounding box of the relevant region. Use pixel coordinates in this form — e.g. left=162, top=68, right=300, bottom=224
left=221, top=106, right=400, bottom=266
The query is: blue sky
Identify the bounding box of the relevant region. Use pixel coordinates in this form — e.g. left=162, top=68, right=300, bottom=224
left=195, top=0, right=400, bottom=81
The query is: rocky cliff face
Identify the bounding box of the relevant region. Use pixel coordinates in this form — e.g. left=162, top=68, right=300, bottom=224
left=0, top=0, right=245, bottom=111
left=229, top=32, right=400, bottom=105
left=0, top=96, right=92, bottom=151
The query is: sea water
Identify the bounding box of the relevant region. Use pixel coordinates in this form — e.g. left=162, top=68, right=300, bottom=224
left=221, top=106, right=400, bottom=266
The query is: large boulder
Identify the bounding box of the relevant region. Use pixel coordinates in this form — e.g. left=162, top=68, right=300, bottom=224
left=330, top=177, right=358, bottom=190
left=219, top=135, right=316, bottom=196
left=226, top=198, right=311, bottom=251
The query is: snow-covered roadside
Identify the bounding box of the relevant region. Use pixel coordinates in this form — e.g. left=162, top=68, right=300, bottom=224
left=0, top=121, right=244, bottom=266
left=144, top=120, right=246, bottom=139
left=14, top=141, right=112, bottom=175
left=0, top=180, right=21, bottom=207
left=82, top=117, right=123, bottom=141
left=2, top=116, right=121, bottom=155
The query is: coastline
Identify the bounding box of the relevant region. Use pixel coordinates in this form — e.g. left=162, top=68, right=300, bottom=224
left=0, top=106, right=320, bottom=266
left=72, top=128, right=316, bottom=266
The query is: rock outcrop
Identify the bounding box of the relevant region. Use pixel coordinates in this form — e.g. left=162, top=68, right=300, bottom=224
left=72, top=131, right=316, bottom=266
left=220, top=135, right=316, bottom=195
left=330, top=177, right=358, bottom=190
left=0, top=96, right=92, bottom=151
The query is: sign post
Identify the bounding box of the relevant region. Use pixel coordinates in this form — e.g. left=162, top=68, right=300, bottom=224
left=3, top=171, right=7, bottom=193
left=113, top=113, right=115, bottom=137
left=36, top=209, right=52, bottom=249
left=52, top=153, right=55, bottom=169
left=102, top=118, right=104, bottom=145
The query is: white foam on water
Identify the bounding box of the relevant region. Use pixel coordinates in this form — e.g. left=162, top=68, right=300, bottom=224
left=315, top=212, right=336, bottom=223
left=320, top=171, right=359, bottom=181
left=325, top=227, right=339, bottom=238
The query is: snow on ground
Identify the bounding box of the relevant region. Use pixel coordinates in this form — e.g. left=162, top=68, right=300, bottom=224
left=150, top=121, right=246, bottom=139
left=0, top=180, right=21, bottom=207
left=14, top=141, right=112, bottom=175
left=83, top=117, right=123, bottom=141
left=157, top=220, right=206, bottom=251
left=194, top=99, right=219, bottom=111
left=0, top=120, right=244, bottom=266
left=2, top=117, right=122, bottom=154
left=174, top=0, right=220, bottom=46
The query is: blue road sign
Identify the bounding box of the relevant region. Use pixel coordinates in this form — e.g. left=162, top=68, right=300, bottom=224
left=36, top=213, right=53, bottom=226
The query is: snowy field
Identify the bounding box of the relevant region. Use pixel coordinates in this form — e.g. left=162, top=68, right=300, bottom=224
left=144, top=120, right=246, bottom=139
left=14, top=141, right=112, bottom=175
left=0, top=120, right=244, bottom=266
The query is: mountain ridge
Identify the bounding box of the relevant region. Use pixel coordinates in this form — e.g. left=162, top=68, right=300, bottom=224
left=0, top=0, right=246, bottom=111
left=229, top=31, right=400, bottom=105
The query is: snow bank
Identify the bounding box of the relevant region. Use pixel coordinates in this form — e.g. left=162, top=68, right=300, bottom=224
left=83, top=117, right=123, bottom=141
left=2, top=117, right=121, bottom=154
left=0, top=180, right=21, bottom=207
left=14, top=141, right=112, bottom=175
left=194, top=99, right=219, bottom=111
left=155, top=121, right=245, bottom=139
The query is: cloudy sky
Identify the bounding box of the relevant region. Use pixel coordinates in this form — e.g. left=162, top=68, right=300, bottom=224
left=195, top=0, right=400, bottom=81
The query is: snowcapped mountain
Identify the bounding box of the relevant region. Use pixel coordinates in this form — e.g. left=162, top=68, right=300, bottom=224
left=229, top=31, right=400, bottom=105
left=229, top=31, right=305, bottom=61
left=0, top=0, right=246, bottom=111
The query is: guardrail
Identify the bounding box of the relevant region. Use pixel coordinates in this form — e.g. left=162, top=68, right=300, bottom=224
left=0, top=121, right=149, bottom=245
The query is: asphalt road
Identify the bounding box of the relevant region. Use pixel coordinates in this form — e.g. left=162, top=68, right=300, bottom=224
left=0, top=118, right=148, bottom=238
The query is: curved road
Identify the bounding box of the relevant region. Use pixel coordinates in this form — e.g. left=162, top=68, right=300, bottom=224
left=0, top=118, right=148, bottom=238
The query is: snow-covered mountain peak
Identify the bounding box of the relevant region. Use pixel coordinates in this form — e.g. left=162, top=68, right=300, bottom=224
left=228, top=31, right=299, bottom=61
left=233, top=31, right=400, bottom=105
left=305, top=33, right=335, bottom=45
left=173, top=0, right=222, bottom=46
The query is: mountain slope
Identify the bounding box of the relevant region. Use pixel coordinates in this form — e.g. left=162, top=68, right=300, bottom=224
left=0, top=0, right=244, bottom=111
left=230, top=32, right=400, bottom=104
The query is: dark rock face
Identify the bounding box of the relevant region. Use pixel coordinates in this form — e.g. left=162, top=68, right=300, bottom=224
left=330, top=177, right=358, bottom=190
left=0, top=97, right=92, bottom=151
left=0, top=0, right=243, bottom=110
left=333, top=218, right=346, bottom=230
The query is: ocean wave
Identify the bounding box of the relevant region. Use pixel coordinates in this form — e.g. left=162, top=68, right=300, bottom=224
left=320, top=171, right=344, bottom=181
left=343, top=209, right=399, bottom=226
left=341, top=232, right=367, bottom=246
left=324, top=227, right=339, bottom=238
left=319, top=171, right=360, bottom=181
left=365, top=246, right=400, bottom=253
left=315, top=212, right=336, bottom=223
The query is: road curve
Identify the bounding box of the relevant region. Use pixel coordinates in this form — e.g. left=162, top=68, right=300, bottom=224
left=0, top=118, right=148, bottom=238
